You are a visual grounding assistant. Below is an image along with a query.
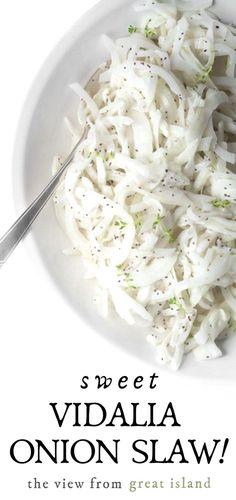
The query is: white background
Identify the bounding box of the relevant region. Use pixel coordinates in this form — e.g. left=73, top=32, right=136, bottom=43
left=0, top=1, right=235, bottom=499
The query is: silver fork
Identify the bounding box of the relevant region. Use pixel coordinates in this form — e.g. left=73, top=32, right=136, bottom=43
left=0, top=65, right=103, bottom=266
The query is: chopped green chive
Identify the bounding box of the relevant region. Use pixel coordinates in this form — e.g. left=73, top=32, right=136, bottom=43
left=153, top=214, right=175, bottom=243
left=116, top=265, right=136, bottom=289
left=96, top=151, right=103, bottom=159
left=194, top=64, right=213, bottom=84
left=134, top=213, right=142, bottom=228
left=86, top=150, right=115, bottom=162
left=144, top=24, right=157, bottom=38
left=124, top=272, right=136, bottom=289
left=115, top=219, right=128, bottom=230
left=162, top=229, right=175, bottom=244
left=116, top=264, right=124, bottom=275
left=168, top=297, right=185, bottom=312
left=153, top=214, right=164, bottom=228
left=128, top=25, right=138, bottom=34
left=211, top=199, right=231, bottom=208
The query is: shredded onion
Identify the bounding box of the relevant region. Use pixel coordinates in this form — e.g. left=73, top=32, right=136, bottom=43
left=54, top=0, right=236, bottom=370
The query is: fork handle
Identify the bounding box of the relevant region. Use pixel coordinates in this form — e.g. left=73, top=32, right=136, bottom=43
left=0, top=137, right=83, bottom=266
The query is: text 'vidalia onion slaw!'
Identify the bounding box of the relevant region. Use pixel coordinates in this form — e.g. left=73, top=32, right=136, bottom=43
left=53, top=0, right=236, bottom=370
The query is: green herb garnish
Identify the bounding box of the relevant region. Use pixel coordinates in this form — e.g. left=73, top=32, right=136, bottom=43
left=124, top=272, right=136, bottom=289
left=153, top=214, right=164, bottom=228
left=116, top=264, right=124, bottom=275
left=144, top=24, right=157, bottom=38
left=116, top=265, right=136, bottom=289
left=194, top=64, right=213, bottom=84
left=128, top=25, right=138, bottom=34
left=162, top=228, right=175, bottom=244
left=211, top=199, right=231, bottom=208
left=168, top=297, right=185, bottom=312
left=134, top=213, right=142, bottom=229
left=115, top=219, right=128, bottom=230
left=153, top=214, right=175, bottom=244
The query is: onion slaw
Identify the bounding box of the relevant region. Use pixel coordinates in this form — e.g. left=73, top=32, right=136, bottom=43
left=53, top=0, right=236, bottom=369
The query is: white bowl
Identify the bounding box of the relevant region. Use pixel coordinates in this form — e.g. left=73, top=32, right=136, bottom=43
left=13, top=0, right=236, bottom=378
